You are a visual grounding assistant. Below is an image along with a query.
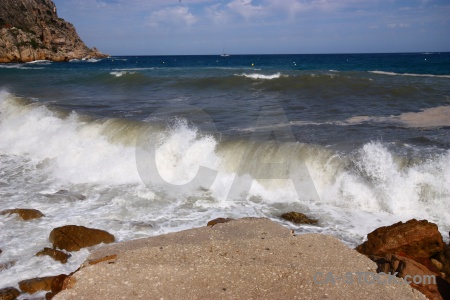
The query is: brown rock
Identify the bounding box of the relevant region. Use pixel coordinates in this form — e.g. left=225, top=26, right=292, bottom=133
left=356, top=219, right=445, bottom=259
left=207, top=218, right=234, bottom=227
left=36, top=247, right=71, bottom=264
left=61, top=275, right=77, bottom=291
left=0, top=208, right=44, bottom=220
left=18, top=276, right=55, bottom=294
left=49, top=225, right=115, bottom=251
left=436, top=245, right=450, bottom=280
left=51, top=274, right=68, bottom=293
left=280, top=211, right=318, bottom=225
left=374, top=254, right=449, bottom=300
left=0, top=0, right=108, bottom=63
left=88, top=254, right=117, bottom=265
left=432, top=258, right=444, bottom=271
left=45, top=274, right=68, bottom=299
left=0, top=287, right=20, bottom=300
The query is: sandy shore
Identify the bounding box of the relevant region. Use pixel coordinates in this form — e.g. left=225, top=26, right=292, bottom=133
left=54, top=218, right=426, bottom=299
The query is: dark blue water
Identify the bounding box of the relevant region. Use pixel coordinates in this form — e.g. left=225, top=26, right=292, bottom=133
left=1, top=53, right=450, bottom=150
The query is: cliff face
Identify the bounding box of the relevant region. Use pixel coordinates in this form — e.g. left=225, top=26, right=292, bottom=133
left=0, top=0, right=108, bottom=63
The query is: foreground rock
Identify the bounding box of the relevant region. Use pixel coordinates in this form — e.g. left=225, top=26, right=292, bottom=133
left=280, top=211, right=318, bottom=224
left=0, top=0, right=108, bottom=63
left=0, top=208, right=44, bottom=220
left=46, top=274, right=69, bottom=300
left=36, top=247, right=71, bottom=264
left=356, top=219, right=450, bottom=299
left=53, top=218, right=426, bottom=300
left=356, top=219, right=445, bottom=259
left=18, top=276, right=55, bottom=294
left=17, top=275, right=68, bottom=298
left=0, top=287, right=20, bottom=300
left=206, top=217, right=233, bottom=226
left=375, top=254, right=445, bottom=300
left=49, top=225, right=115, bottom=251
left=436, top=245, right=450, bottom=278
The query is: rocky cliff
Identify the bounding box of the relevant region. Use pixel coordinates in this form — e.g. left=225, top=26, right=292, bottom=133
left=0, top=0, right=108, bottom=63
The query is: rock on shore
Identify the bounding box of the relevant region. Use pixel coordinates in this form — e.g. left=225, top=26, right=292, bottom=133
left=0, top=208, right=45, bottom=220
left=0, top=0, right=108, bottom=63
left=49, top=225, right=115, bottom=252
left=53, top=218, right=426, bottom=300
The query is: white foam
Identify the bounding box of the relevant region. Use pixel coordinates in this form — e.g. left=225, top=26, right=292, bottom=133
left=316, top=142, right=450, bottom=224
left=148, top=119, right=221, bottom=186
left=237, top=72, right=283, bottom=80
left=25, top=60, right=51, bottom=64
left=0, top=64, right=44, bottom=70
left=110, top=71, right=136, bottom=77
left=0, top=92, right=141, bottom=185
left=112, top=68, right=155, bottom=71
left=369, top=70, right=450, bottom=78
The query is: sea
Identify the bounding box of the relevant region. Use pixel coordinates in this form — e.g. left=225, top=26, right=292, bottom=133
left=1, top=53, right=450, bottom=292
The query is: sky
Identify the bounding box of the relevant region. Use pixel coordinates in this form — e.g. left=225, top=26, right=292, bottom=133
left=52, top=0, right=450, bottom=55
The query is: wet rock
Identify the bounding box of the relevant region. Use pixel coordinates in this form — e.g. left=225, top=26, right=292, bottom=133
left=0, top=287, right=20, bottom=300
left=432, top=258, right=444, bottom=271
left=0, top=208, right=44, bottom=220
left=280, top=212, right=318, bottom=225
left=45, top=274, right=68, bottom=300
left=61, top=275, right=77, bottom=291
left=53, top=190, right=86, bottom=201
left=356, top=219, right=445, bottom=259
left=207, top=218, right=234, bottom=227
left=49, top=225, right=115, bottom=251
left=18, top=276, right=55, bottom=294
left=36, top=247, right=71, bottom=264
left=0, top=260, right=16, bottom=271
left=436, top=245, right=450, bottom=279
left=375, top=254, right=449, bottom=300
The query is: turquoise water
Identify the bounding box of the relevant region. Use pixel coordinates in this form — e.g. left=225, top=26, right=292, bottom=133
left=0, top=53, right=449, bottom=290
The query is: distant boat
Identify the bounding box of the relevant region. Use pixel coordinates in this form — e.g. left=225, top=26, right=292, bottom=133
left=220, top=48, right=230, bottom=57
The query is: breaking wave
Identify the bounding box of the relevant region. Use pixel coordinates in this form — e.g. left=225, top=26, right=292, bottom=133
left=1, top=90, right=449, bottom=289
left=236, top=73, right=284, bottom=80
left=1, top=91, right=448, bottom=223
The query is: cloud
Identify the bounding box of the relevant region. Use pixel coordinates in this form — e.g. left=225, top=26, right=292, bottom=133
left=387, top=22, right=410, bottom=28
left=265, top=0, right=307, bottom=19
left=227, top=0, right=266, bottom=19
left=53, top=0, right=450, bottom=55
left=205, top=4, right=231, bottom=24
left=147, top=6, right=197, bottom=28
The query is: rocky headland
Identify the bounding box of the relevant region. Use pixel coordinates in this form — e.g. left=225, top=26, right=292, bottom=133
left=0, top=0, right=108, bottom=63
